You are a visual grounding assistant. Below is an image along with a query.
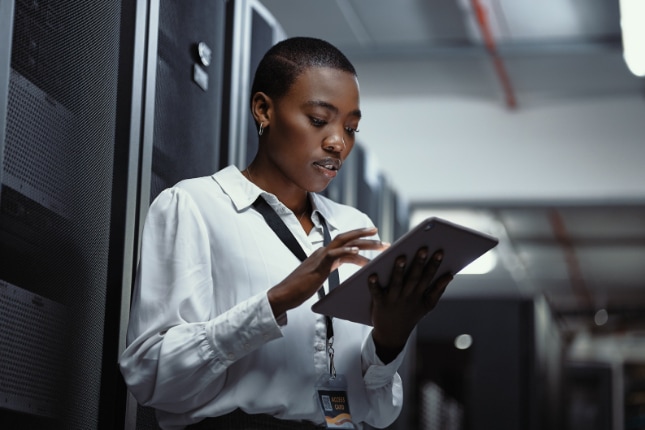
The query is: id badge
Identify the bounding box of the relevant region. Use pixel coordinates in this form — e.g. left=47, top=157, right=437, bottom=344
left=315, top=374, right=357, bottom=429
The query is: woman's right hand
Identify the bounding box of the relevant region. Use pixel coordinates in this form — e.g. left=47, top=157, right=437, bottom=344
left=267, top=227, right=389, bottom=318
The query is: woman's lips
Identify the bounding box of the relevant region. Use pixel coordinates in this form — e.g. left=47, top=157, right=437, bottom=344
left=313, top=157, right=342, bottom=171
left=313, top=157, right=342, bottom=178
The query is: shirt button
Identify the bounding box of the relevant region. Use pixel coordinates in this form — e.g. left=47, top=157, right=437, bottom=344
left=228, top=353, right=235, bottom=360
left=316, top=343, right=326, bottom=352
left=244, top=343, right=250, bottom=350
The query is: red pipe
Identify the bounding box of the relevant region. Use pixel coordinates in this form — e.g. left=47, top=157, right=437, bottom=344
left=548, top=209, right=593, bottom=309
left=470, top=0, right=518, bottom=109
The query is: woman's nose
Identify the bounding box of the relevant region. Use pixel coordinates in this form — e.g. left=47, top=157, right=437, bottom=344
left=323, top=133, right=346, bottom=153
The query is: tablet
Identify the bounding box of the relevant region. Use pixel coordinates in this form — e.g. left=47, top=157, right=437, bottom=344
left=311, top=217, right=499, bottom=326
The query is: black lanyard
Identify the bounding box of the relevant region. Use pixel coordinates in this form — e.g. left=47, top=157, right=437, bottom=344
left=253, top=196, right=338, bottom=340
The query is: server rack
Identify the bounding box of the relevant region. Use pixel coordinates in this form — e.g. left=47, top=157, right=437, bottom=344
left=0, top=0, right=150, bottom=428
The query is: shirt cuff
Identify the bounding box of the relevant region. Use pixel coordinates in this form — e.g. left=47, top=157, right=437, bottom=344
left=361, top=331, right=408, bottom=390
left=205, top=291, right=284, bottom=366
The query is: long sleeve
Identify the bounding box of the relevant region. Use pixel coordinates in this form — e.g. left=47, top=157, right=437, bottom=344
left=360, top=333, right=407, bottom=428
left=119, top=188, right=283, bottom=413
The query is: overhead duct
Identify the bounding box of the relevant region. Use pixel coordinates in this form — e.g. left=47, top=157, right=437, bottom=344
left=468, top=0, right=517, bottom=109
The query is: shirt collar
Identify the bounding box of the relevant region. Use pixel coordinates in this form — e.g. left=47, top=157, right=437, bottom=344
left=213, top=165, right=262, bottom=210
left=213, top=165, right=341, bottom=232
left=310, top=193, right=340, bottom=231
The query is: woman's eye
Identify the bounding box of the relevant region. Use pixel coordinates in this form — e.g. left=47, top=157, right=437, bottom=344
left=345, top=126, right=359, bottom=135
left=310, top=117, right=326, bottom=127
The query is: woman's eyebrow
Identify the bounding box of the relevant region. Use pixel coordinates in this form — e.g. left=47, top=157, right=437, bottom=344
left=305, top=100, right=362, bottom=118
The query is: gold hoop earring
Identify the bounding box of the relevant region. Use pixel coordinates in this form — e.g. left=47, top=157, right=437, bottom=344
left=258, top=122, right=264, bottom=136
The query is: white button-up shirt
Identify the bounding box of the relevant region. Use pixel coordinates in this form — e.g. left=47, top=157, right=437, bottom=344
left=119, top=166, right=405, bottom=429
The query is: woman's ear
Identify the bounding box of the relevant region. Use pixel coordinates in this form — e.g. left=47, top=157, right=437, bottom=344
left=251, top=92, right=272, bottom=128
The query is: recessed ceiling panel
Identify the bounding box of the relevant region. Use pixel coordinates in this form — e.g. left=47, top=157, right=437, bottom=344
left=351, top=0, right=470, bottom=46
left=561, top=207, right=645, bottom=239
left=498, top=208, right=555, bottom=238
left=495, top=0, right=621, bottom=42
left=577, top=246, right=645, bottom=283
left=260, top=0, right=358, bottom=46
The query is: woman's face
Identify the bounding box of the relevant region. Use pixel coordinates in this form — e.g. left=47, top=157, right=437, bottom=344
left=262, top=66, right=361, bottom=193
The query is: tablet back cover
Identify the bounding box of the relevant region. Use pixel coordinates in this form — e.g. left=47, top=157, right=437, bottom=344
left=311, top=217, right=499, bottom=326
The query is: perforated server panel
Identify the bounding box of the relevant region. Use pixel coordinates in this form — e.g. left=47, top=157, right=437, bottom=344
left=149, top=0, right=226, bottom=202
left=0, top=1, right=146, bottom=428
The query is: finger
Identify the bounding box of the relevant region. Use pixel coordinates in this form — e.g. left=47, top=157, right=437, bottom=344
left=367, top=274, right=384, bottom=301
left=413, top=250, right=444, bottom=297
left=387, top=255, right=407, bottom=299
left=345, top=238, right=390, bottom=252
left=325, top=245, right=377, bottom=272
left=330, top=252, right=371, bottom=270
left=326, top=246, right=360, bottom=258
left=331, top=227, right=378, bottom=247
left=402, top=247, right=430, bottom=297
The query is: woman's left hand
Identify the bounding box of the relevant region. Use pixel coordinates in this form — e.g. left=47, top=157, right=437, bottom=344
left=368, top=248, right=453, bottom=363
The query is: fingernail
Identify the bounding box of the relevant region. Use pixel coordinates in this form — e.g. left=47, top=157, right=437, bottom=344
left=369, top=275, right=378, bottom=283
left=397, top=258, right=406, bottom=268
left=434, top=252, right=443, bottom=261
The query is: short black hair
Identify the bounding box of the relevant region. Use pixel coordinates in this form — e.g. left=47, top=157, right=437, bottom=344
left=250, top=37, right=357, bottom=106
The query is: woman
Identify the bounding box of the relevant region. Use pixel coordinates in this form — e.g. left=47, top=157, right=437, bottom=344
left=120, top=37, right=452, bottom=430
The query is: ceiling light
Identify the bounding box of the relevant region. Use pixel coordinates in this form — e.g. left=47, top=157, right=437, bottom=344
left=594, top=309, right=609, bottom=326
left=454, top=334, right=473, bottom=350
left=460, top=250, right=498, bottom=275
left=619, top=0, right=645, bottom=77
